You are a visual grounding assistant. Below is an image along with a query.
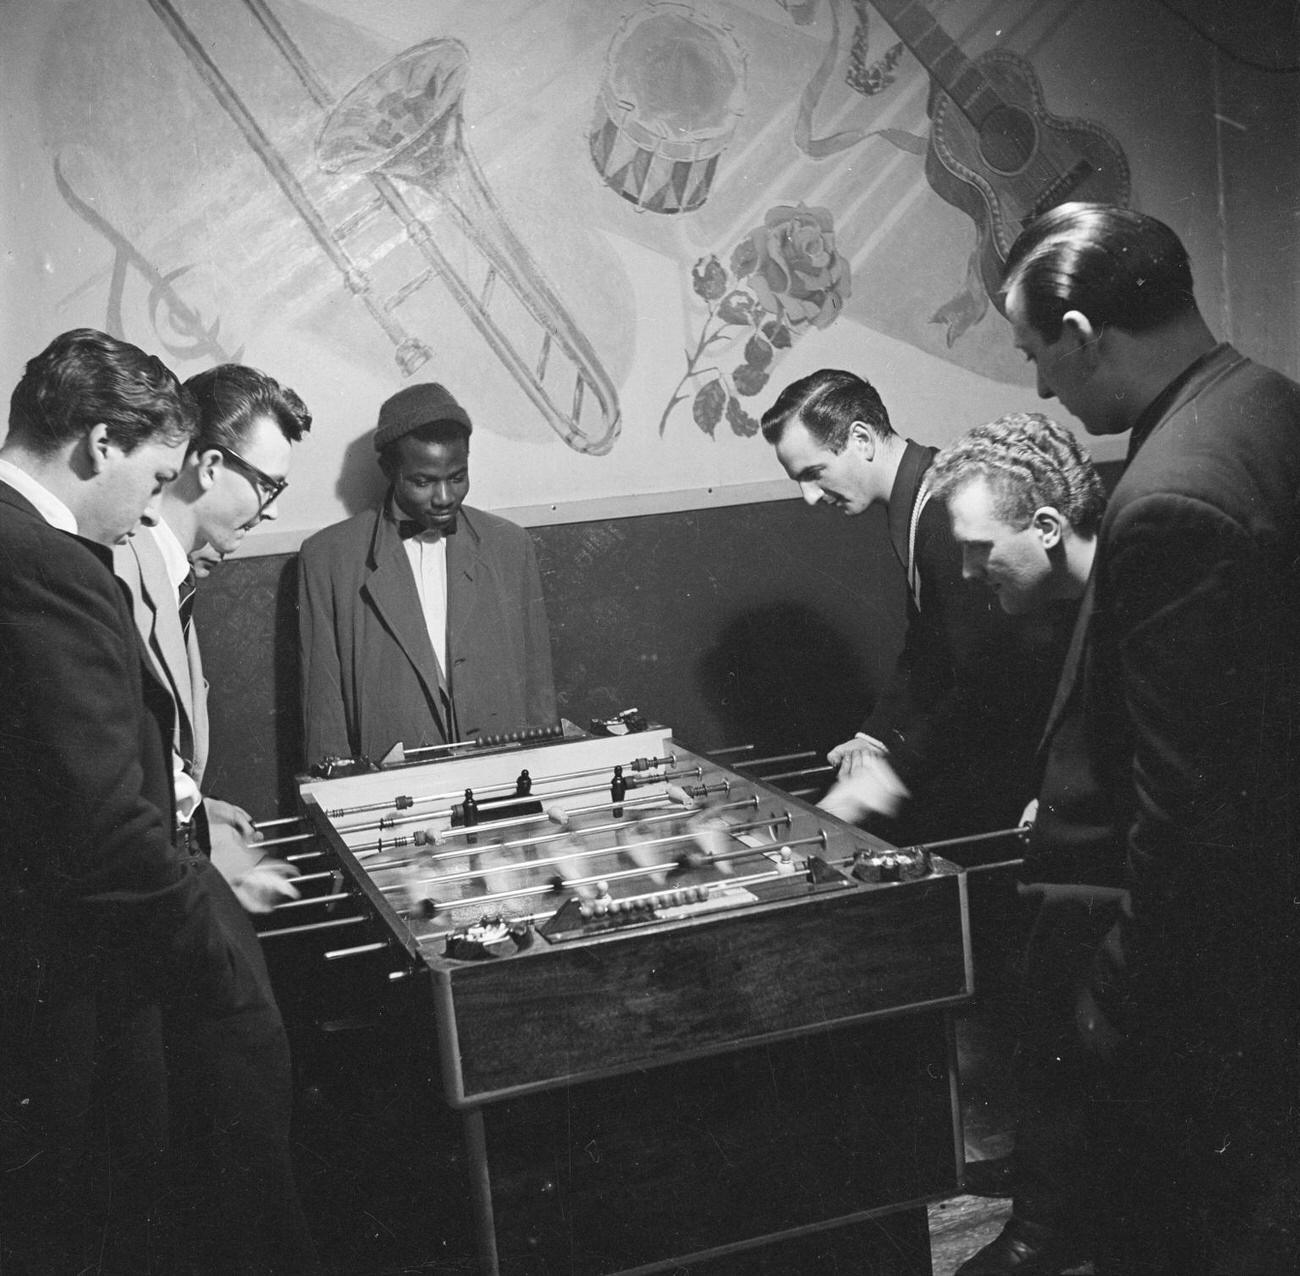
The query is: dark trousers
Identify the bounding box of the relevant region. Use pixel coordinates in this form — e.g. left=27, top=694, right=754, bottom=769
left=1, top=861, right=318, bottom=1274
left=1008, top=886, right=1300, bottom=1274
left=1006, top=883, right=1127, bottom=1239
left=0, top=952, right=169, bottom=1273
left=1101, top=906, right=1300, bottom=1275
left=157, top=858, right=319, bottom=1274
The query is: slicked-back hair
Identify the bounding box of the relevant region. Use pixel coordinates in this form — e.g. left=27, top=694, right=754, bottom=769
left=183, top=364, right=311, bottom=454
left=8, top=328, right=196, bottom=457
left=928, top=412, right=1106, bottom=537
left=1001, top=203, right=1197, bottom=343
left=761, top=368, right=893, bottom=453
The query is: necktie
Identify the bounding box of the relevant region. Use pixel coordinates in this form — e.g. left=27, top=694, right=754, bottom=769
left=178, top=568, right=197, bottom=641
left=398, top=518, right=457, bottom=538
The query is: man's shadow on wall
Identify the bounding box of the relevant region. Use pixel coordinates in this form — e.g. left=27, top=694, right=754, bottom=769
left=335, top=430, right=390, bottom=516
left=696, top=602, right=875, bottom=764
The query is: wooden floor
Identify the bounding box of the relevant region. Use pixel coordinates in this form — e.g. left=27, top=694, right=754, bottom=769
left=928, top=1192, right=1012, bottom=1276
left=928, top=1003, right=1018, bottom=1276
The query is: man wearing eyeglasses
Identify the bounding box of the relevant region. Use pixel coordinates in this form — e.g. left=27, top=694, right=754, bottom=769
left=1, top=331, right=318, bottom=1273
left=115, top=363, right=311, bottom=913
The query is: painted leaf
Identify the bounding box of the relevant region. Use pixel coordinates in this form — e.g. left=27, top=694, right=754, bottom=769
left=717, top=290, right=755, bottom=325
left=733, top=364, right=770, bottom=396
left=744, top=333, right=774, bottom=369
left=727, top=397, right=759, bottom=437
left=693, top=380, right=726, bottom=435
left=691, top=256, right=728, bottom=302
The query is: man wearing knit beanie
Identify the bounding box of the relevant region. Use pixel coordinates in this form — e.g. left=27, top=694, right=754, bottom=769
left=297, top=383, right=557, bottom=765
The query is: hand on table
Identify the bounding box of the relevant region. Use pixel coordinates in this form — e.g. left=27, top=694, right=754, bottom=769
left=208, top=816, right=301, bottom=914
left=817, top=753, right=910, bottom=824
left=827, top=733, right=889, bottom=770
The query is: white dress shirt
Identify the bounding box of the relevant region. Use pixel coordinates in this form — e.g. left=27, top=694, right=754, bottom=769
left=395, top=501, right=449, bottom=681
left=0, top=458, right=78, bottom=534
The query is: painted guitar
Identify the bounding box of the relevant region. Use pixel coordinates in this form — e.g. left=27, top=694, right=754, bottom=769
left=870, top=0, right=1131, bottom=301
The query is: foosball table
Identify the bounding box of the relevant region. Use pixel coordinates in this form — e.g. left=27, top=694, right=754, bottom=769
left=262, top=725, right=974, bottom=1274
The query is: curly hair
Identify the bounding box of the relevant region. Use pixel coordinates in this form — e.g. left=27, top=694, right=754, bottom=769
left=928, top=412, right=1105, bottom=536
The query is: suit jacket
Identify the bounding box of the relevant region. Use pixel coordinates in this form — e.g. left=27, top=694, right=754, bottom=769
left=298, top=501, right=557, bottom=766
left=0, top=481, right=228, bottom=974
left=114, top=528, right=209, bottom=790
left=1029, top=351, right=1300, bottom=1272
left=1035, top=344, right=1300, bottom=918
left=862, top=441, right=1075, bottom=842
left=0, top=479, right=246, bottom=1262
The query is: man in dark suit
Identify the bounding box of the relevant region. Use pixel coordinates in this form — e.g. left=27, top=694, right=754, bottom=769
left=926, top=414, right=1124, bottom=1276
left=0, top=329, right=316, bottom=1273
left=760, top=369, right=1072, bottom=845
left=298, top=382, right=557, bottom=768
left=957, top=204, right=1300, bottom=1275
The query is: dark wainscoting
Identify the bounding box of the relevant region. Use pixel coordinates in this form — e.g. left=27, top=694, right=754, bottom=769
left=194, top=460, right=1123, bottom=822
left=195, top=498, right=904, bottom=820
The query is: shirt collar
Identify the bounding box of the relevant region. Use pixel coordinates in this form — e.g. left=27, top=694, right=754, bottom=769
left=150, top=519, right=193, bottom=590
left=885, top=440, right=935, bottom=569
left=0, top=458, right=78, bottom=534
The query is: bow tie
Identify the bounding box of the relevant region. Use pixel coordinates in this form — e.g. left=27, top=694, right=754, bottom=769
left=398, top=518, right=457, bottom=539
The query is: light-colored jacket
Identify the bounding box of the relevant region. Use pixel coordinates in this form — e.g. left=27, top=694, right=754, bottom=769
left=114, top=528, right=209, bottom=788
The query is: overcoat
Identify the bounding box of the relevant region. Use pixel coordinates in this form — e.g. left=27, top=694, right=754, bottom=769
left=298, top=501, right=557, bottom=766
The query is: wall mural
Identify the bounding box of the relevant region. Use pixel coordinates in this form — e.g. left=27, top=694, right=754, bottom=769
left=6, top=0, right=1218, bottom=536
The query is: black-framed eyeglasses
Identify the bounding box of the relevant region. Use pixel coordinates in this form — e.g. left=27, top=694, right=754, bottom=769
left=213, top=444, right=288, bottom=512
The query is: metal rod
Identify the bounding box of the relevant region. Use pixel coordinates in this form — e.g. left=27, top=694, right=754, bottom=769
left=368, top=788, right=678, bottom=843
left=270, top=892, right=355, bottom=912
left=257, top=916, right=366, bottom=939
left=347, top=766, right=702, bottom=834
left=324, top=941, right=389, bottom=960
left=254, top=815, right=302, bottom=830
left=411, top=852, right=836, bottom=939
left=379, top=792, right=667, bottom=842
left=759, top=765, right=833, bottom=783
left=733, top=750, right=819, bottom=768
left=395, top=809, right=790, bottom=898
left=328, top=754, right=679, bottom=822
left=256, top=831, right=317, bottom=849
left=408, top=831, right=823, bottom=921
left=963, top=857, right=1028, bottom=875
left=917, top=825, right=1030, bottom=855
left=703, top=829, right=821, bottom=865
left=824, top=826, right=1029, bottom=872
left=372, top=797, right=762, bottom=872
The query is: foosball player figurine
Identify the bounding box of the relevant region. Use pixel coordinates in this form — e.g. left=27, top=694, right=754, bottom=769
left=462, top=788, right=479, bottom=844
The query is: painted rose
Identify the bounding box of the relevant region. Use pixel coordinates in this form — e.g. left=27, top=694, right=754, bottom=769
left=730, top=204, right=851, bottom=330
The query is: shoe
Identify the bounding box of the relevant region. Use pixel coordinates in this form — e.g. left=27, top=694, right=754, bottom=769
left=961, top=1153, right=1015, bottom=1198
left=955, top=1217, right=1087, bottom=1275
